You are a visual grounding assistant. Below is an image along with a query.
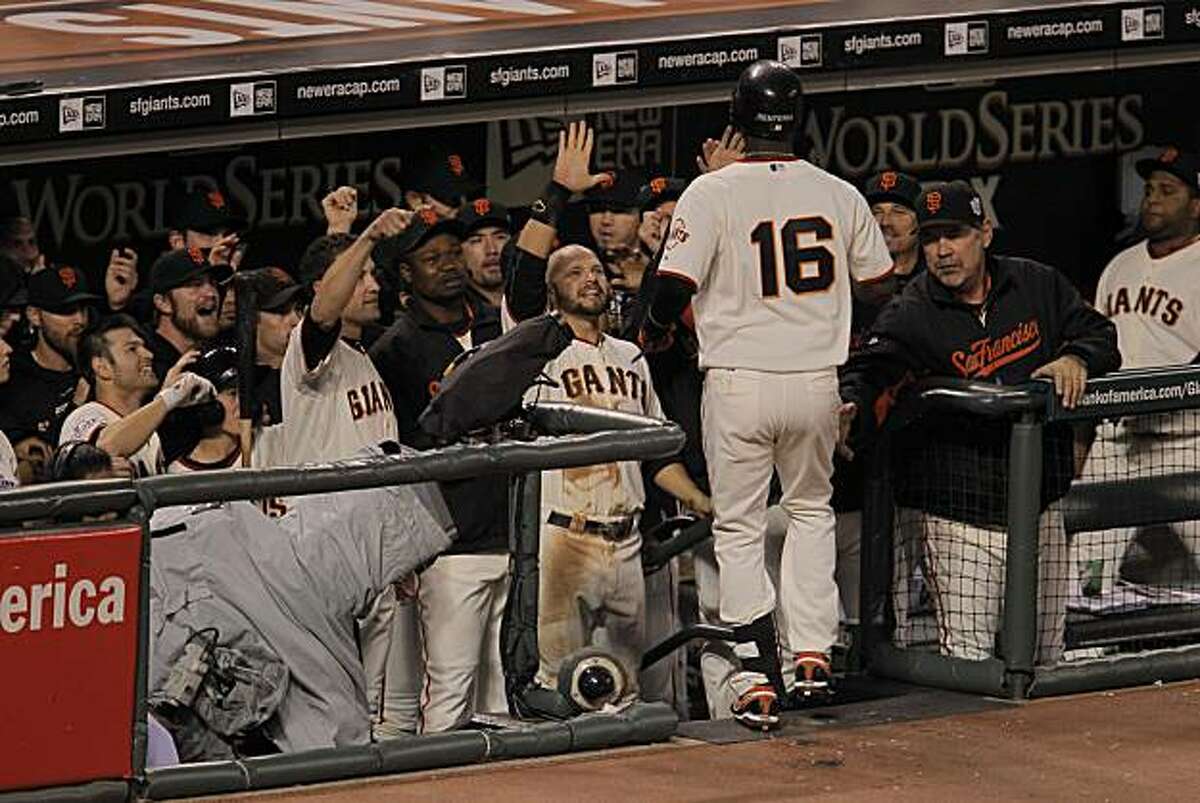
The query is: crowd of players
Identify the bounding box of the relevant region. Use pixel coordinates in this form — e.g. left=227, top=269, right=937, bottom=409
left=1, top=59, right=1198, bottom=754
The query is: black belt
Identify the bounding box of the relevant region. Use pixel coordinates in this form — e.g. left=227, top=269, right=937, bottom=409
left=547, top=511, right=635, bottom=541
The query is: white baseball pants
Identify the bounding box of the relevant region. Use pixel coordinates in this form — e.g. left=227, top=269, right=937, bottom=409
left=702, top=367, right=841, bottom=658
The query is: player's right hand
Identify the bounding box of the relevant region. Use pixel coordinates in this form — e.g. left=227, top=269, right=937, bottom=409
left=105, top=247, right=139, bottom=308
left=157, top=373, right=215, bottom=412
left=696, top=126, right=746, bottom=174
left=836, top=401, right=858, bottom=460
left=364, top=207, right=414, bottom=243
left=322, top=186, right=359, bottom=235
left=554, top=120, right=610, bottom=193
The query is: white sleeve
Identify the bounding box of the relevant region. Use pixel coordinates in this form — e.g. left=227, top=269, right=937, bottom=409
left=0, top=432, right=18, bottom=490
left=847, top=192, right=894, bottom=283
left=656, top=178, right=721, bottom=291
left=283, top=318, right=335, bottom=390
left=59, top=406, right=108, bottom=445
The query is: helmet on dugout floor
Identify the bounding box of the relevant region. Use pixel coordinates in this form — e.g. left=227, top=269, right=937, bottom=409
left=730, top=60, right=804, bottom=139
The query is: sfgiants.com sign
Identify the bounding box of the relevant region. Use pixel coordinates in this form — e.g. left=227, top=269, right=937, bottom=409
left=0, top=524, right=142, bottom=792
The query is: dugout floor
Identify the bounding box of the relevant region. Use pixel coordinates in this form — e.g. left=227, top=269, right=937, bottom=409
left=181, top=679, right=1200, bottom=802
left=1, top=0, right=1058, bottom=91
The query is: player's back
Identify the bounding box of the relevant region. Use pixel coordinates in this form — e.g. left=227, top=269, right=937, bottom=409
left=660, top=158, right=890, bottom=372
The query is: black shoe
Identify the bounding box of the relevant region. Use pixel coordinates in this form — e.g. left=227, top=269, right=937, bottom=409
left=731, top=683, right=781, bottom=731
left=789, top=652, right=834, bottom=705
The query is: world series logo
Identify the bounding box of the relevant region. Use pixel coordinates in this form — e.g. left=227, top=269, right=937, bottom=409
left=421, top=65, right=467, bottom=101
left=59, top=96, right=106, bottom=132
left=230, top=81, right=277, bottom=117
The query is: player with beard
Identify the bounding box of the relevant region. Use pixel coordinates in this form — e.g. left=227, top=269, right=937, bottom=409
left=528, top=243, right=710, bottom=705
left=61, top=314, right=214, bottom=477
left=369, top=209, right=506, bottom=733
left=144, top=248, right=230, bottom=382
left=0, top=265, right=99, bottom=483
left=458, top=198, right=511, bottom=310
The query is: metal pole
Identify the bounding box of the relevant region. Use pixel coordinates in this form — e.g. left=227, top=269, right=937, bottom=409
left=1001, top=413, right=1043, bottom=699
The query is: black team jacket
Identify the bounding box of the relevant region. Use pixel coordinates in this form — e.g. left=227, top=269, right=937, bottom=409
left=839, top=254, right=1121, bottom=528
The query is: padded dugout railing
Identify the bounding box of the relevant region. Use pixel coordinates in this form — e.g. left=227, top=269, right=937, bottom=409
left=0, top=403, right=685, bottom=802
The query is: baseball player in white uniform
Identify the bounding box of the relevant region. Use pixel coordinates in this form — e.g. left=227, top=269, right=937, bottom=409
left=277, top=203, right=415, bottom=739
left=61, top=314, right=214, bottom=477
left=0, top=336, right=18, bottom=490
left=526, top=244, right=710, bottom=703
left=1076, top=147, right=1200, bottom=598
left=645, top=61, right=893, bottom=729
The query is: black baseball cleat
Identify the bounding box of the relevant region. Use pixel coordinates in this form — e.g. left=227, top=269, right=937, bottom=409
left=789, top=651, right=834, bottom=706
left=731, top=683, right=782, bottom=731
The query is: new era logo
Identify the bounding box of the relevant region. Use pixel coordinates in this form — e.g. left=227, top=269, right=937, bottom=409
left=777, top=34, right=823, bottom=68
left=59, top=96, right=106, bottom=132
left=1122, top=7, right=1165, bottom=41
left=945, top=21, right=989, bottom=55
left=592, top=52, right=638, bottom=87
left=421, top=65, right=467, bottom=101
left=230, top=81, right=276, bottom=117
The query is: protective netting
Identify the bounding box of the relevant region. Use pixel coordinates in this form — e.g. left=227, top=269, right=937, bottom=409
left=1063, top=410, right=1200, bottom=654
left=883, top=412, right=1076, bottom=665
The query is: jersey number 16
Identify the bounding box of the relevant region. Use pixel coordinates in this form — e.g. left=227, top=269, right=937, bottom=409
left=751, top=216, right=834, bottom=298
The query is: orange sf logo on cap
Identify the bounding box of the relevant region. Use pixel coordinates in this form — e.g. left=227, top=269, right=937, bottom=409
left=448, top=154, right=464, bottom=177
left=880, top=171, right=898, bottom=191
left=58, top=267, right=77, bottom=289
left=473, top=198, right=491, bottom=216
left=1161, top=146, right=1180, bottom=164
left=650, top=177, right=668, bottom=195
left=419, top=208, right=439, bottom=226
left=925, top=191, right=943, bottom=214
left=206, top=190, right=226, bottom=210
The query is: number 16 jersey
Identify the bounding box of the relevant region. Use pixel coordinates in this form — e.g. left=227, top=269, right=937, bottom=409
left=657, top=157, right=892, bottom=372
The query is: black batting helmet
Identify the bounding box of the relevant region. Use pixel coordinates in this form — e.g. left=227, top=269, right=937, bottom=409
left=191, top=346, right=238, bottom=392
left=730, top=60, right=803, bottom=140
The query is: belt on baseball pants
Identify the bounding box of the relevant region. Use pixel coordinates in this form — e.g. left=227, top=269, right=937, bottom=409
left=547, top=511, right=635, bottom=541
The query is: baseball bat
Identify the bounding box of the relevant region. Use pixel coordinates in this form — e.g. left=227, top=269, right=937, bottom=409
left=232, top=273, right=258, bottom=468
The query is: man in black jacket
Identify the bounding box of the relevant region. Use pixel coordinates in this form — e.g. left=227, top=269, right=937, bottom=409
left=839, top=181, right=1120, bottom=665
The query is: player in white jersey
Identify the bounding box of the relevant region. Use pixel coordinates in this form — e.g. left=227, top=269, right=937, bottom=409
left=0, top=336, right=18, bottom=490
left=645, top=61, right=893, bottom=729
left=282, top=201, right=415, bottom=739
left=1077, top=147, right=1200, bottom=599
left=61, top=315, right=214, bottom=478
left=526, top=244, right=710, bottom=705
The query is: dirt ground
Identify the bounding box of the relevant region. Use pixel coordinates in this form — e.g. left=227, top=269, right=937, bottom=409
left=194, top=681, right=1200, bottom=803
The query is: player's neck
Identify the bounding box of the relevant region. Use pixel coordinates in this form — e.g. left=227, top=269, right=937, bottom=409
left=742, top=135, right=793, bottom=160
left=339, top=318, right=363, bottom=341
left=560, top=311, right=603, bottom=345
left=893, top=249, right=920, bottom=276
left=156, top=319, right=198, bottom=355
left=33, top=336, right=72, bottom=373
left=97, top=384, right=142, bottom=417
left=1147, top=228, right=1200, bottom=259
left=414, top=293, right=468, bottom=326
left=191, top=432, right=239, bottom=464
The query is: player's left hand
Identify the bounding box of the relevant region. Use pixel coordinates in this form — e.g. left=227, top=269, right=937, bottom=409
left=1032, top=354, right=1088, bottom=409
left=688, top=493, right=713, bottom=517
left=836, top=401, right=858, bottom=460
left=554, top=120, right=610, bottom=193
left=105, top=247, right=138, bottom=308
left=208, top=233, right=239, bottom=267
left=322, top=186, right=359, bottom=235
left=639, top=209, right=669, bottom=254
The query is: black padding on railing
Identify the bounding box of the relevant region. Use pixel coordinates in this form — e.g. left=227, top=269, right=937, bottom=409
left=1062, top=472, right=1200, bottom=533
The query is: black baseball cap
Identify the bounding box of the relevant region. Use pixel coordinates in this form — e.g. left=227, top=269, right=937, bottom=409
left=459, top=198, right=511, bottom=236
left=191, top=346, right=238, bottom=392
left=1136, top=147, right=1200, bottom=193
left=916, top=181, right=985, bottom=230
left=27, top=265, right=101, bottom=313
left=240, top=267, right=307, bottom=313
left=863, top=170, right=922, bottom=211
left=149, top=248, right=232, bottom=296
left=636, top=176, right=687, bottom=212
left=393, top=209, right=465, bottom=256
left=406, top=149, right=483, bottom=207
left=0, top=254, right=27, bottom=309
left=584, top=170, right=644, bottom=212
left=173, top=188, right=244, bottom=234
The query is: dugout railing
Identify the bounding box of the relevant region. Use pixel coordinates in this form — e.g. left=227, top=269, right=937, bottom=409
left=0, top=403, right=684, bottom=802
left=860, top=365, right=1200, bottom=700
